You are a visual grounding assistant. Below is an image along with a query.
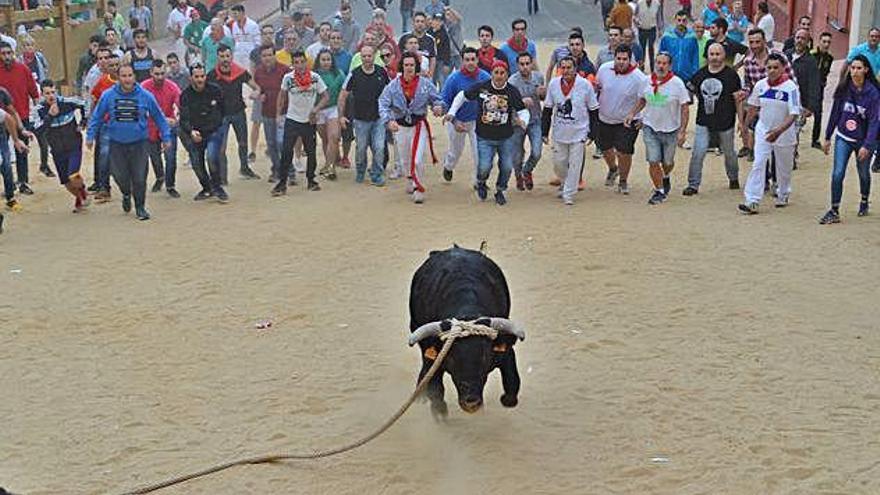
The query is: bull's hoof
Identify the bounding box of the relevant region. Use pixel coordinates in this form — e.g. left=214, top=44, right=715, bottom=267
left=500, top=394, right=518, bottom=408
left=430, top=401, right=449, bottom=419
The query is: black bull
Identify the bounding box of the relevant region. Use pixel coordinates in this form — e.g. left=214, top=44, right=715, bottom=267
left=408, top=246, right=523, bottom=416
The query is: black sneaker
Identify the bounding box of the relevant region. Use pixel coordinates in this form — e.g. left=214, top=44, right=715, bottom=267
left=515, top=175, right=525, bottom=191
left=738, top=202, right=759, bottom=215
left=87, top=182, right=99, bottom=193
left=729, top=179, right=740, bottom=190
left=819, top=209, right=840, bottom=225
left=858, top=200, right=869, bottom=217
left=271, top=184, right=287, bottom=196
left=648, top=190, right=667, bottom=205
left=494, top=190, right=507, bottom=205
left=240, top=168, right=261, bottom=180
left=307, top=181, right=321, bottom=191
left=193, top=189, right=213, bottom=201
left=122, top=194, right=132, bottom=213
left=288, top=176, right=298, bottom=186
left=662, top=176, right=671, bottom=195
left=442, top=168, right=453, bottom=182
left=0, top=212, right=3, bottom=234
left=682, top=186, right=698, bottom=196
left=476, top=182, right=488, bottom=201
left=40, top=166, right=55, bottom=178
left=135, top=207, right=150, bottom=221
left=604, top=167, right=619, bottom=187
left=167, top=188, right=180, bottom=198
left=18, top=183, right=33, bottom=195
left=247, top=152, right=256, bottom=163
left=737, top=146, right=750, bottom=158
left=811, top=141, right=823, bottom=150
left=151, top=178, right=163, bottom=193
left=215, top=187, right=229, bottom=203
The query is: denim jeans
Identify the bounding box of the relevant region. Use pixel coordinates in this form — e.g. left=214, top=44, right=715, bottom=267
left=512, top=119, right=542, bottom=176
left=0, top=132, right=13, bottom=200
left=262, top=116, right=283, bottom=178
left=400, top=8, right=413, bottom=32
left=687, top=125, right=739, bottom=189
left=147, top=127, right=179, bottom=188
left=189, top=127, right=226, bottom=193
left=831, top=135, right=872, bottom=207
left=638, top=27, right=657, bottom=70
left=353, top=118, right=386, bottom=182
left=13, top=120, right=34, bottom=184
left=218, top=110, right=248, bottom=183
left=477, top=135, right=514, bottom=192
left=97, top=129, right=112, bottom=191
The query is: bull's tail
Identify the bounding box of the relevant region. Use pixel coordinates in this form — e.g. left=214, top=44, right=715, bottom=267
left=479, top=240, right=488, bottom=254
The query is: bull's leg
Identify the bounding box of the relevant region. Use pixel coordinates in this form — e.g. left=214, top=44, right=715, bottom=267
left=418, top=358, right=448, bottom=418
left=498, top=349, right=521, bottom=408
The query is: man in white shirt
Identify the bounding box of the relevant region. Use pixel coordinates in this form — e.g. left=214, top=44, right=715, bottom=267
left=595, top=44, right=649, bottom=194
left=166, top=0, right=193, bottom=55
left=230, top=4, right=260, bottom=69
left=756, top=1, right=775, bottom=45
left=541, top=57, right=599, bottom=205
left=306, top=22, right=332, bottom=66
left=634, top=0, right=660, bottom=71
left=629, top=52, right=690, bottom=204
left=739, top=53, right=800, bottom=214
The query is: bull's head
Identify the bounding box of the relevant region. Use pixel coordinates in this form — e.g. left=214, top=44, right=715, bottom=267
left=409, top=318, right=524, bottom=413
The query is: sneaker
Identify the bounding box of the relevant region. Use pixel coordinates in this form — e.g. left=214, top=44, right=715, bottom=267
left=215, top=187, right=229, bottom=203
left=515, top=175, right=525, bottom=191
left=712, top=148, right=723, bottom=157
left=268, top=173, right=278, bottom=183
left=355, top=170, right=365, bottom=183
left=167, top=188, right=181, bottom=198
left=858, top=200, right=870, bottom=217
left=87, top=182, right=99, bottom=193
left=738, top=202, right=759, bottom=215
left=307, top=181, right=321, bottom=191
left=524, top=172, right=534, bottom=190
left=247, top=152, right=256, bottom=163
left=327, top=171, right=337, bottom=181
left=405, top=181, right=415, bottom=194
left=40, top=166, right=55, bottom=178
left=94, top=190, right=112, bottom=203
left=563, top=197, right=574, bottom=206
left=616, top=181, right=630, bottom=195
left=271, top=185, right=287, bottom=197
left=443, top=168, right=453, bottom=182
left=151, top=178, right=164, bottom=193
left=194, top=189, right=213, bottom=201
left=388, top=168, right=401, bottom=180
left=476, top=182, right=488, bottom=201
left=135, top=207, right=150, bottom=221
left=737, top=146, right=750, bottom=158
left=681, top=141, right=692, bottom=150
left=494, top=190, right=507, bottom=205
left=340, top=157, right=352, bottom=169
left=18, top=183, right=33, bottom=195
left=682, top=186, right=699, bottom=196
left=121, top=194, right=132, bottom=213
left=662, top=176, right=671, bottom=195
left=412, top=190, right=424, bottom=204
left=775, top=195, right=789, bottom=208
left=604, top=167, right=619, bottom=187
left=240, top=168, right=261, bottom=180
left=811, top=141, right=823, bottom=150
left=578, top=178, right=587, bottom=191
left=819, top=209, right=840, bottom=224
left=549, top=177, right=562, bottom=186
left=6, top=199, right=22, bottom=212
left=648, top=190, right=667, bottom=205
left=729, top=179, right=740, bottom=190
left=371, top=177, right=386, bottom=187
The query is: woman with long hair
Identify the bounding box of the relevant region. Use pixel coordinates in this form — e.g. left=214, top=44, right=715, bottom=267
left=819, top=54, right=880, bottom=224
left=314, top=49, right=346, bottom=181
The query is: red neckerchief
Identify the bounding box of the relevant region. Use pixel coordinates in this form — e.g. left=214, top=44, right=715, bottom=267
left=506, top=36, right=528, bottom=54
left=292, top=68, right=312, bottom=89
left=21, top=51, right=36, bottom=68
left=400, top=75, right=418, bottom=102
left=707, top=2, right=719, bottom=12
left=768, top=75, right=789, bottom=87
left=651, top=71, right=675, bottom=94
left=460, top=65, right=480, bottom=79
left=560, top=76, right=575, bottom=96
left=478, top=46, right=497, bottom=69
left=614, top=64, right=637, bottom=75
left=215, top=62, right=246, bottom=83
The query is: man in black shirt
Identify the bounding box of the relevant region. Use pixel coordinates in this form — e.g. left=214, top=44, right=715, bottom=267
left=684, top=43, right=745, bottom=195
left=338, top=45, right=390, bottom=185
left=785, top=28, right=821, bottom=146
left=398, top=11, right=436, bottom=78
left=207, top=44, right=261, bottom=183
left=180, top=63, right=229, bottom=203
left=705, top=18, right=748, bottom=67
left=427, top=13, right=452, bottom=88
left=810, top=32, right=834, bottom=148
left=445, top=59, right=528, bottom=205
left=124, top=29, right=154, bottom=83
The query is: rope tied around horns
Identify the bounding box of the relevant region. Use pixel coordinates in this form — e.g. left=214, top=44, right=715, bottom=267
left=115, top=319, right=497, bottom=495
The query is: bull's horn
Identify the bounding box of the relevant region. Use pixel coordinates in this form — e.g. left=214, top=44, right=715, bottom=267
left=407, top=320, right=450, bottom=346
left=489, top=318, right=525, bottom=341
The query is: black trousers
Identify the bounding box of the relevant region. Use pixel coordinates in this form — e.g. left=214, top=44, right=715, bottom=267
left=109, top=140, right=149, bottom=209
left=279, top=119, right=317, bottom=184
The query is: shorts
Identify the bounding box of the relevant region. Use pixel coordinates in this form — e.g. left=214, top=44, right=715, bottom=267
left=642, top=126, right=678, bottom=165
left=251, top=100, right=262, bottom=123
left=316, top=107, right=339, bottom=125
left=596, top=120, right=640, bottom=155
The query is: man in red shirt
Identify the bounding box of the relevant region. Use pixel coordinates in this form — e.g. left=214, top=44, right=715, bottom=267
left=141, top=59, right=182, bottom=198
left=0, top=41, right=39, bottom=195
left=252, top=43, right=288, bottom=182
left=89, top=52, right=120, bottom=202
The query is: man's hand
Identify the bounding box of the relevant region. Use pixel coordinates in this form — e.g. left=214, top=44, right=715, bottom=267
left=733, top=90, right=747, bottom=102
left=765, top=128, right=780, bottom=143
left=514, top=116, right=527, bottom=130
left=339, top=116, right=349, bottom=130
left=858, top=146, right=870, bottom=161
left=677, top=129, right=687, bottom=147
left=191, top=130, right=202, bottom=143
left=387, top=120, right=399, bottom=133
left=443, top=114, right=454, bottom=124
left=802, top=109, right=813, bottom=119
left=623, top=114, right=634, bottom=128
left=161, top=141, right=170, bottom=152
left=21, top=130, right=34, bottom=140
left=822, top=141, right=831, bottom=155
left=522, top=97, right=533, bottom=108
left=250, top=92, right=261, bottom=100
left=309, top=109, right=318, bottom=124
left=542, top=136, right=549, bottom=145
left=536, top=85, right=546, bottom=99
left=13, top=139, right=27, bottom=152
left=454, top=121, right=466, bottom=133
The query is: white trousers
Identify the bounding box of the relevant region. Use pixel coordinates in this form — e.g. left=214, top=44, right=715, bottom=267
left=443, top=120, right=478, bottom=184
left=552, top=141, right=585, bottom=202
left=396, top=122, right=429, bottom=192
left=744, top=138, right=795, bottom=204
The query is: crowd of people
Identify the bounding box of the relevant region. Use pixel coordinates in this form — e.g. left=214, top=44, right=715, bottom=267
left=0, top=0, right=879, bottom=233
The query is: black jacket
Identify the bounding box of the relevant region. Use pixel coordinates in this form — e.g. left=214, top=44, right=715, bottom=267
left=179, top=82, right=224, bottom=136
left=785, top=49, right=821, bottom=114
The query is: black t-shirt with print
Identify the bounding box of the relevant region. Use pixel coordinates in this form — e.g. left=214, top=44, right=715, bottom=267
left=344, top=66, right=390, bottom=121
left=687, top=65, right=741, bottom=131
left=463, top=79, right=526, bottom=140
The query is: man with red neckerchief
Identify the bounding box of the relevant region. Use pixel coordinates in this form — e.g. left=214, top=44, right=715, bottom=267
left=499, top=19, right=537, bottom=70
left=595, top=44, right=649, bottom=195
left=476, top=25, right=507, bottom=74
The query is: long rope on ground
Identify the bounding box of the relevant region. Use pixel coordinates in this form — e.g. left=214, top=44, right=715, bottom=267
left=113, top=322, right=493, bottom=495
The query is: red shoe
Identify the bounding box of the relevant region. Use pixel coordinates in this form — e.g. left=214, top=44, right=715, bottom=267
left=515, top=175, right=525, bottom=191
left=523, top=172, right=534, bottom=190
left=578, top=178, right=586, bottom=191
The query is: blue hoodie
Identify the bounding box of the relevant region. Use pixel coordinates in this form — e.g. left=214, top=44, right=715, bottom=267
left=825, top=81, right=880, bottom=150
left=659, top=27, right=699, bottom=82
left=86, top=82, right=171, bottom=145
left=442, top=68, right=490, bottom=122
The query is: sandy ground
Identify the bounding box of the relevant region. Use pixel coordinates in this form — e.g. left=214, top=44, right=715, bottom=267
left=2, top=43, right=880, bottom=495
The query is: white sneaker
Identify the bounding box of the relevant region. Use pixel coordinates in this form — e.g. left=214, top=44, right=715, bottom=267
left=405, top=182, right=415, bottom=194
left=412, top=191, right=424, bottom=204
left=388, top=169, right=400, bottom=180
left=563, top=196, right=574, bottom=205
